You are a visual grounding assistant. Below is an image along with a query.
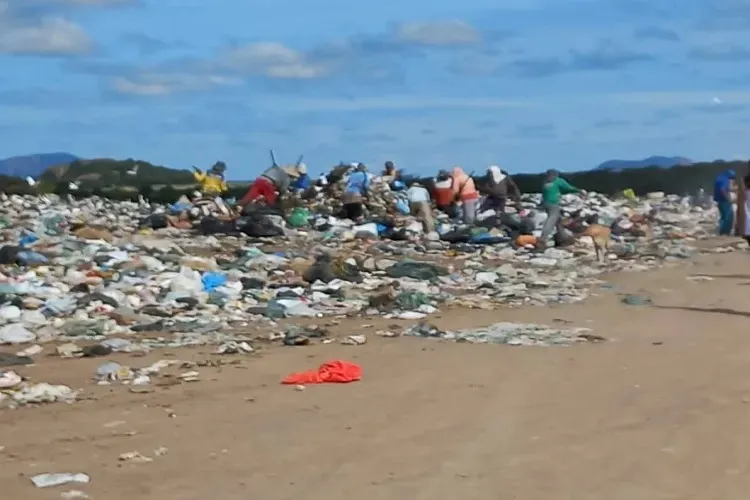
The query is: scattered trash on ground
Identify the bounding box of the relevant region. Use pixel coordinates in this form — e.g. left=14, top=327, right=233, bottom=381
left=0, top=184, right=736, bottom=408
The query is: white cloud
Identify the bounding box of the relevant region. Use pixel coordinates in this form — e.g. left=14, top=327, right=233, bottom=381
left=268, top=96, right=533, bottom=112
left=0, top=17, right=92, bottom=55
left=396, top=20, right=480, bottom=46
left=221, top=42, right=330, bottom=79
left=256, top=91, right=750, bottom=114
left=110, top=73, right=241, bottom=96
left=111, top=77, right=173, bottom=96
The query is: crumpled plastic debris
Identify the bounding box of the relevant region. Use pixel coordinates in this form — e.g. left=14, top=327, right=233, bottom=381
left=31, top=473, right=90, bottom=488
left=0, top=183, right=731, bottom=408
left=406, top=321, right=603, bottom=346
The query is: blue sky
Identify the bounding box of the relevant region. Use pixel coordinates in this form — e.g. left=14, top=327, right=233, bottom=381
left=1, top=0, right=750, bottom=178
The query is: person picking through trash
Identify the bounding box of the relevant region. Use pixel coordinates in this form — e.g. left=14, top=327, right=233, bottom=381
left=193, top=161, right=229, bottom=197
left=290, top=163, right=312, bottom=192
left=239, top=163, right=302, bottom=207
left=451, top=167, right=479, bottom=224
left=713, top=169, right=736, bottom=235
left=538, top=169, right=585, bottom=247
left=407, top=181, right=435, bottom=234
left=382, top=160, right=406, bottom=191
left=341, top=163, right=370, bottom=221
left=382, top=161, right=397, bottom=179
left=432, top=170, right=455, bottom=216
left=484, top=165, right=521, bottom=213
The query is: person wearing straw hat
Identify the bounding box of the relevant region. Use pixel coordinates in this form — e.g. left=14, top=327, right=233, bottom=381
left=290, top=163, right=312, bottom=192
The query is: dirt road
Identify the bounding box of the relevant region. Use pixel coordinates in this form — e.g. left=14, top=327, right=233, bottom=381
left=3, top=250, right=750, bottom=499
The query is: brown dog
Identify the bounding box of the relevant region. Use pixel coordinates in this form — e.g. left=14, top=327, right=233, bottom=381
left=580, top=224, right=611, bottom=262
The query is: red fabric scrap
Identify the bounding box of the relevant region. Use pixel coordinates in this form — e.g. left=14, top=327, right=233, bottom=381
left=281, top=360, right=362, bottom=385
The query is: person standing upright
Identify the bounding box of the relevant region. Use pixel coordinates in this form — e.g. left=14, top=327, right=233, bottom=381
left=713, top=169, right=736, bottom=235
left=539, top=169, right=583, bottom=246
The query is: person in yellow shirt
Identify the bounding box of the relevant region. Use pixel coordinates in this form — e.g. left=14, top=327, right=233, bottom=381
left=193, top=161, right=228, bottom=197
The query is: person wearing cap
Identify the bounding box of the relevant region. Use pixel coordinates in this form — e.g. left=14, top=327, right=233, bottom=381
left=341, top=163, right=370, bottom=221
left=239, top=163, right=301, bottom=207
left=451, top=167, right=479, bottom=224
left=290, top=163, right=312, bottom=192
left=714, top=168, right=736, bottom=235
left=539, top=169, right=583, bottom=245
left=484, top=165, right=521, bottom=213
left=193, top=161, right=229, bottom=197
left=407, top=182, right=435, bottom=233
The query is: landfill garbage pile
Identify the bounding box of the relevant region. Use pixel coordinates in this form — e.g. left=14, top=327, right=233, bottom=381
left=0, top=186, right=738, bottom=406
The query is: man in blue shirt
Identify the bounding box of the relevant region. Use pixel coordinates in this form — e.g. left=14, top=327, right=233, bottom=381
left=290, top=163, right=312, bottom=192
left=341, top=163, right=370, bottom=221
left=714, top=169, right=736, bottom=235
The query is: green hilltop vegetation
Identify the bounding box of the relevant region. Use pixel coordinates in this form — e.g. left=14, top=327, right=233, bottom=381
left=0, top=156, right=747, bottom=204
left=38, top=158, right=195, bottom=188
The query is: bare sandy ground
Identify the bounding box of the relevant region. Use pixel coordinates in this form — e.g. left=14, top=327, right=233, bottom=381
left=4, top=248, right=750, bottom=499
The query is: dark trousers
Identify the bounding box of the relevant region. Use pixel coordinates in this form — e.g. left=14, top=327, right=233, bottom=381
left=343, top=202, right=364, bottom=220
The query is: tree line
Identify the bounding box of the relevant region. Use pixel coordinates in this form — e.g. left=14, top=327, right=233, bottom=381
left=1, top=158, right=747, bottom=203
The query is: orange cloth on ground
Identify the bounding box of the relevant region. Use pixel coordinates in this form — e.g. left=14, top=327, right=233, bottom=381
left=281, top=360, right=362, bottom=385
left=515, top=235, right=537, bottom=246
left=451, top=167, right=478, bottom=201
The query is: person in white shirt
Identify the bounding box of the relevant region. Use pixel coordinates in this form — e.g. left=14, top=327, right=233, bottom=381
left=407, top=182, right=434, bottom=233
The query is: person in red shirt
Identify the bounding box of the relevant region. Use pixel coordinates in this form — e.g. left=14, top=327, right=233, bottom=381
left=432, top=170, right=455, bottom=215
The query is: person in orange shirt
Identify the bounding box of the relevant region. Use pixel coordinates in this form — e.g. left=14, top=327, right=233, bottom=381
left=451, top=167, right=479, bottom=224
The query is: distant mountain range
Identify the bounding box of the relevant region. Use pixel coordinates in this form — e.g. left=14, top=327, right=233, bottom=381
left=595, top=156, right=693, bottom=171
left=0, top=153, right=79, bottom=178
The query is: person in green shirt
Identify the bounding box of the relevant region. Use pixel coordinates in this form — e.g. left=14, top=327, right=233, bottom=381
left=539, top=169, right=585, bottom=245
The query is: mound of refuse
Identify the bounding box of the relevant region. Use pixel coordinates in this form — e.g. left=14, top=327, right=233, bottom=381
left=0, top=184, right=740, bottom=405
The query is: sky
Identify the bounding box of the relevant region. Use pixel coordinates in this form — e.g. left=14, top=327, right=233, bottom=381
left=1, top=0, right=750, bottom=178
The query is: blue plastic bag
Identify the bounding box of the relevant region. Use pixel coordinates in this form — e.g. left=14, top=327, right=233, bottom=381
left=19, top=233, right=38, bottom=247
left=201, top=272, right=227, bottom=292
left=395, top=199, right=410, bottom=215
left=17, top=251, right=48, bottom=264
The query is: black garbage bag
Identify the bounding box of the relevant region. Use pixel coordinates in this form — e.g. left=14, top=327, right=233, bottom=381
left=140, top=213, right=168, bottom=230
left=0, top=245, right=21, bottom=265
left=382, top=227, right=409, bottom=241
left=476, top=215, right=504, bottom=229
left=198, top=217, right=235, bottom=235
left=235, top=213, right=284, bottom=237
left=386, top=260, right=448, bottom=280
left=439, top=229, right=472, bottom=244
